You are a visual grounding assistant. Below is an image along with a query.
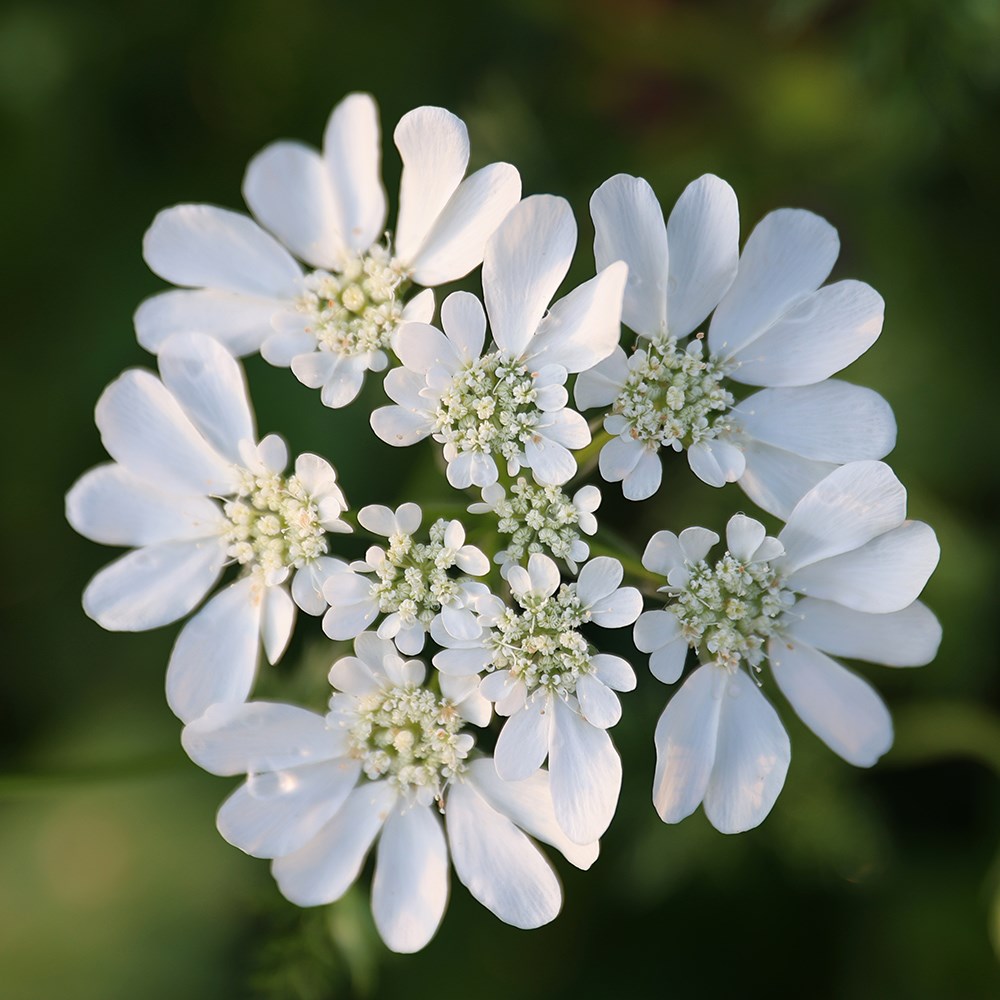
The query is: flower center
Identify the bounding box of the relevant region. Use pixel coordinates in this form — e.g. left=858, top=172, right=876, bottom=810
left=670, top=551, right=793, bottom=672
left=343, top=684, right=473, bottom=794
left=612, top=336, right=733, bottom=449
left=370, top=520, right=465, bottom=627
left=434, top=353, right=540, bottom=463
left=298, top=246, right=405, bottom=358
left=488, top=586, right=592, bottom=696
left=493, top=479, right=582, bottom=564
left=223, top=470, right=327, bottom=579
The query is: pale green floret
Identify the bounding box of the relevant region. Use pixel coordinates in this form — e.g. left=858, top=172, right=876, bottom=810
left=435, top=354, right=540, bottom=463
left=489, top=585, right=593, bottom=697
left=370, top=519, right=465, bottom=628
left=344, top=685, right=472, bottom=793
left=223, top=470, right=327, bottom=578
left=670, top=551, right=793, bottom=673
left=298, top=245, right=405, bottom=357
left=494, top=478, right=583, bottom=564
left=613, top=336, right=733, bottom=449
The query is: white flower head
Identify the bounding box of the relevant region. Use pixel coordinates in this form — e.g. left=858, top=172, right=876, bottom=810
left=136, top=93, right=522, bottom=408
left=181, top=632, right=598, bottom=954
left=433, top=553, right=642, bottom=844
left=577, top=174, right=895, bottom=513
left=321, top=504, right=489, bottom=655
left=634, top=461, right=941, bottom=834
left=371, top=195, right=628, bottom=487
left=65, top=333, right=351, bottom=723
left=468, top=478, right=601, bottom=576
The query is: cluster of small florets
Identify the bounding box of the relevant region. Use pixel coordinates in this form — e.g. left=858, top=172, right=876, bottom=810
left=223, top=470, right=327, bottom=579
left=434, top=354, right=540, bottom=463
left=369, top=519, right=467, bottom=627
left=614, top=336, right=733, bottom=448
left=669, top=551, right=793, bottom=673
left=298, top=245, right=404, bottom=357
left=341, top=684, right=473, bottom=797
left=492, top=479, right=584, bottom=564
left=489, top=586, right=593, bottom=696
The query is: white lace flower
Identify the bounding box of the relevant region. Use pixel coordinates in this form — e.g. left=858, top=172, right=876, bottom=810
left=433, top=554, right=642, bottom=844
left=634, top=461, right=940, bottom=833
left=136, top=93, right=521, bottom=408
left=468, top=479, right=600, bottom=576
left=321, top=504, right=489, bottom=655
left=181, top=633, right=598, bottom=954
left=65, top=333, right=350, bottom=723
left=576, top=174, right=895, bottom=512
left=371, top=195, right=628, bottom=487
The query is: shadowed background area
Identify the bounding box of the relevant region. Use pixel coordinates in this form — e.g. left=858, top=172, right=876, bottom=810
left=2, top=0, right=998, bottom=997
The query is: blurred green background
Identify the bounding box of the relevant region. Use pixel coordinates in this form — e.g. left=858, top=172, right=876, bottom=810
left=2, top=0, right=999, bottom=996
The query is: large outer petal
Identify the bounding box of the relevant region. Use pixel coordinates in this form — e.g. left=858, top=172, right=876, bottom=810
left=143, top=204, right=302, bottom=298
left=82, top=539, right=224, bottom=633
left=165, top=576, right=262, bottom=723
left=708, top=208, right=839, bottom=361
left=702, top=671, right=790, bottom=833
left=446, top=780, right=562, bottom=928
left=66, top=463, right=224, bottom=547
left=652, top=663, right=723, bottom=823
left=549, top=698, right=621, bottom=844
left=777, top=461, right=906, bottom=574
left=322, top=92, right=386, bottom=253
left=785, top=597, right=942, bottom=667
left=769, top=638, right=893, bottom=767
left=664, top=173, right=740, bottom=339
left=483, top=195, right=576, bottom=360
left=590, top=174, right=668, bottom=337
left=737, top=440, right=839, bottom=520
left=371, top=803, right=449, bottom=954
left=243, top=140, right=348, bottom=270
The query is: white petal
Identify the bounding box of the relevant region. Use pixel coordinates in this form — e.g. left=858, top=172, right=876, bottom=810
left=786, top=597, right=941, bottom=667
left=66, top=463, right=224, bottom=547
left=143, top=204, right=302, bottom=298
left=135, top=289, right=285, bottom=356
left=591, top=653, right=636, bottom=692
left=589, top=588, right=643, bottom=628
left=664, top=173, right=739, bottom=339
left=622, top=448, right=662, bottom=501
left=322, top=93, right=386, bottom=253
left=393, top=106, right=469, bottom=266
left=157, top=332, right=255, bottom=463
left=650, top=637, right=690, bottom=685
left=433, top=645, right=493, bottom=677
left=641, top=531, right=684, bottom=577
left=495, top=696, right=552, bottom=781
left=526, top=261, right=628, bottom=373
left=165, top=576, right=262, bottom=723
left=726, top=513, right=767, bottom=562
left=446, top=780, right=561, bottom=928
left=467, top=759, right=598, bottom=870
left=395, top=502, right=422, bottom=535
left=371, top=803, right=449, bottom=953
left=393, top=321, right=461, bottom=374
left=687, top=438, right=746, bottom=488
left=702, top=671, right=790, bottom=833
left=95, top=369, right=238, bottom=496
left=577, top=674, right=622, bottom=729
left=273, top=782, right=396, bottom=906
left=770, top=638, right=893, bottom=767
left=599, top=434, right=644, bottom=482
left=733, top=381, right=896, bottom=462
left=440, top=290, right=487, bottom=360
left=261, top=585, right=295, bottom=664
left=83, top=539, right=224, bottom=633
left=678, top=526, right=719, bottom=563
left=401, top=287, right=435, bottom=323
left=778, top=461, right=906, bottom=574
left=484, top=195, right=576, bottom=360
left=652, top=663, right=723, bottom=823
left=737, top=439, right=839, bottom=519
left=728, top=281, right=884, bottom=387
left=708, top=208, right=839, bottom=361
left=590, top=174, right=668, bottom=337
left=535, top=407, right=590, bottom=449
left=322, top=598, right=379, bottom=642
left=319, top=357, right=366, bottom=409
left=182, top=700, right=345, bottom=775
left=218, top=758, right=361, bottom=859
left=261, top=328, right=318, bottom=367
left=527, top=552, right=563, bottom=597
left=523, top=436, right=576, bottom=487
left=574, top=346, right=628, bottom=410
left=370, top=405, right=433, bottom=447
left=406, top=163, right=522, bottom=286
left=356, top=505, right=397, bottom=537
left=549, top=699, right=621, bottom=844
left=787, top=520, right=939, bottom=613
left=243, top=140, right=347, bottom=270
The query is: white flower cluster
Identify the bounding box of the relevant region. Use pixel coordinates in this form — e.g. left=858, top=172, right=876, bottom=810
left=67, top=93, right=940, bottom=955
